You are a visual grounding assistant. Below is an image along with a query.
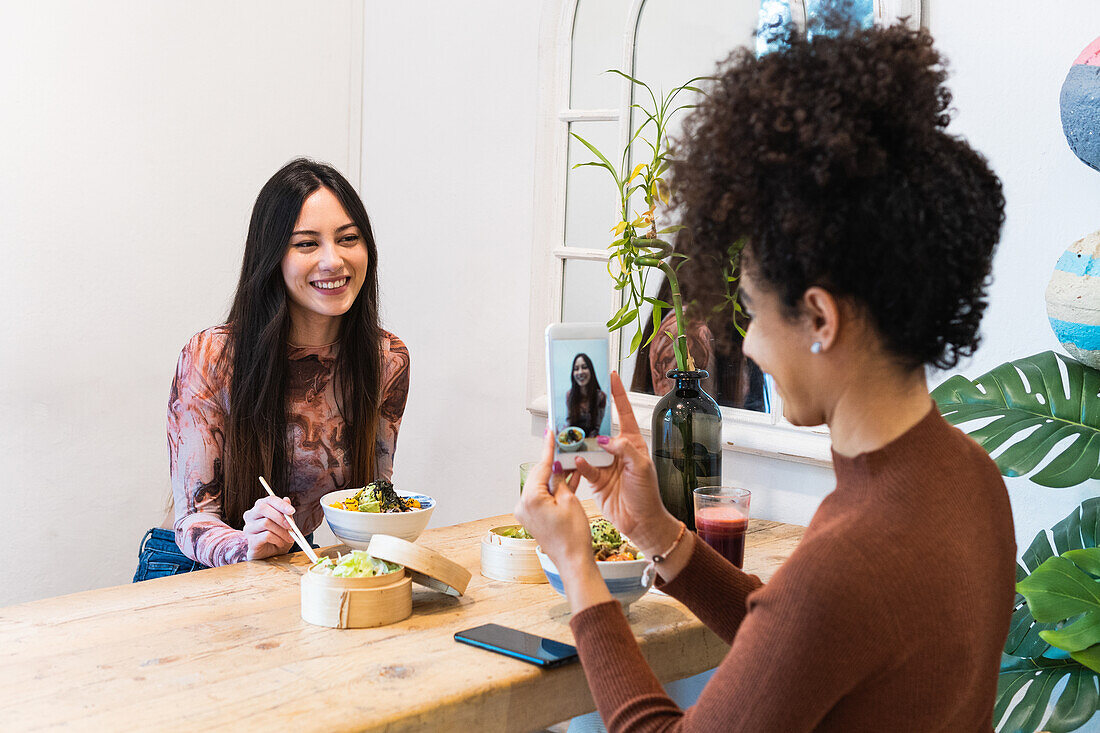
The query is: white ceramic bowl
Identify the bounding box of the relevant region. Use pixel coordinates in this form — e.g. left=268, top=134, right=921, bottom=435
left=320, top=489, right=435, bottom=548
left=536, top=546, right=653, bottom=609
left=556, top=427, right=586, bottom=453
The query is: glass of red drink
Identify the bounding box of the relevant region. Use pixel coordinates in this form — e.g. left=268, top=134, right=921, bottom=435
left=693, top=487, right=751, bottom=568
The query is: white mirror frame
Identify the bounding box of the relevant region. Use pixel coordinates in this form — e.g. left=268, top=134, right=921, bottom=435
left=526, top=0, right=924, bottom=467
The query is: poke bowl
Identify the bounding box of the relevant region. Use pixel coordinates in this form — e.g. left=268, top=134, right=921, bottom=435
left=536, top=548, right=652, bottom=609
left=556, top=426, right=586, bottom=453
left=535, top=519, right=653, bottom=609
left=321, top=481, right=435, bottom=547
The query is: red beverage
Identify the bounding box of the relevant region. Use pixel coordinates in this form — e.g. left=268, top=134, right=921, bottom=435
left=695, top=506, right=748, bottom=568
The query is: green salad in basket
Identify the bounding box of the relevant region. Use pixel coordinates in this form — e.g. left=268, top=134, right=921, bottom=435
left=310, top=550, right=401, bottom=578
left=492, top=525, right=533, bottom=539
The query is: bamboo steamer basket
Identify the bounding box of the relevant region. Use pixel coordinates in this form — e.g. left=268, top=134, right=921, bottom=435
left=368, top=534, right=472, bottom=597
left=301, top=565, right=412, bottom=629
left=480, top=526, right=547, bottom=584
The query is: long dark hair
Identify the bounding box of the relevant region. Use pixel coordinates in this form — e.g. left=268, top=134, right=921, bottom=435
left=629, top=276, right=765, bottom=410
left=220, top=158, right=382, bottom=529
left=567, top=353, right=602, bottom=432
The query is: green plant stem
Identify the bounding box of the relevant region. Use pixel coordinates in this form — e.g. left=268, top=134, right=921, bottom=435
left=633, top=236, right=693, bottom=372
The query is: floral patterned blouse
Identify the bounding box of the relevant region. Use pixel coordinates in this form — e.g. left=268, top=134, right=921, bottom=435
left=168, top=326, right=410, bottom=567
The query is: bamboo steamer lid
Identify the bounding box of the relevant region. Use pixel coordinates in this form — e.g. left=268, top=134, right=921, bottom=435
left=480, top=526, right=547, bottom=584
left=367, top=534, right=472, bottom=596
left=300, top=567, right=412, bottom=629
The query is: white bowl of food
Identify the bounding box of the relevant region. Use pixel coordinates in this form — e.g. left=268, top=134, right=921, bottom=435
left=321, top=481, right=435, bottom=548
left=535, top=519, right=653, bottom=609
left=556, top=426, right=586, bottom=452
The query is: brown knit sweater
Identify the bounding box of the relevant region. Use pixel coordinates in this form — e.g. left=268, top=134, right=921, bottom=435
left=570, top=404, right=1016, bottom=731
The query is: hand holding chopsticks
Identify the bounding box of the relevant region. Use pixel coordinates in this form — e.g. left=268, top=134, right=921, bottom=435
left=258, top=476, right=320, bottom=564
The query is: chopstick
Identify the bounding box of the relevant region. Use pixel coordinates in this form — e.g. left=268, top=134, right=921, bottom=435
left=258, top=476, right=320, bottom=564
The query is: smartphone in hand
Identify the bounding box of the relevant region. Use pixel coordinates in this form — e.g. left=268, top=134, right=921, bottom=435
left=544, top=323, right=615, bottom=470
left=454, top=623, right=579, bottom=668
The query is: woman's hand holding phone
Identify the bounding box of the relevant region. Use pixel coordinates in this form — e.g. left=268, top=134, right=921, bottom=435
left=514, top=425, right=592, bottom=568
left=519, top=370, right=692, bottom=592
left=514, top=423, right=613, bottom=614
left=243, top=495, right=296, bottom=560
left=575, top=372, right=687, bottom=563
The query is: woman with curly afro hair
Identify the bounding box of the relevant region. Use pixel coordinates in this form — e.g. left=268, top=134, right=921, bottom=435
left=517, top=17, right=1016, bottom=731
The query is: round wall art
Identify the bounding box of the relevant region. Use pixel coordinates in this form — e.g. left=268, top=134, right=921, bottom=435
left=1061, top=36, right=1100, bottom=172
left=1046, top=229, right=1100, bottom=369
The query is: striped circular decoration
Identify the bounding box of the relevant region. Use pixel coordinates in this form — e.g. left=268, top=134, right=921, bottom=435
left=1061, top=36, right=1100, bottom=172
left=1046, top=229, right=1100, bottom=369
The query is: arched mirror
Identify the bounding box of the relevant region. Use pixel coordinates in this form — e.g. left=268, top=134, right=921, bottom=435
left=551, top=0, right=923, bottom=432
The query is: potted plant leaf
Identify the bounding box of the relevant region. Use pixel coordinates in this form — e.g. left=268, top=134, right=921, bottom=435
left=571, top=71, right=732, bottom=529
left=932, top=351, right=1100, bottom=732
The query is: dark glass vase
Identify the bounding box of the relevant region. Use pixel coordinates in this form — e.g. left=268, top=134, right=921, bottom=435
left=652, top=370, right=722, bottom=532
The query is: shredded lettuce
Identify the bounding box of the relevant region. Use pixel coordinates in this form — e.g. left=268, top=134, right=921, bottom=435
left=493, top=525, right=533, bottom=539
left=357, top=494, right=382, bottom=513
left=311, top=551, right=401, bottom=578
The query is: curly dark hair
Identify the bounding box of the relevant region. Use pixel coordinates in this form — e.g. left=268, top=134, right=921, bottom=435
left=672, top=19, right=1005, bottom=371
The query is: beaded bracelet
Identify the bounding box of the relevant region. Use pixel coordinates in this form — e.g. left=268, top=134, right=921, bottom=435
left=641, top=522, right=687, bottom=587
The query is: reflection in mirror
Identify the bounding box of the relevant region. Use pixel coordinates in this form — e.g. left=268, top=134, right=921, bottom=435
left=757, top=0, right=794, bottom=56
left=632, top=0, right=757, bottom=109
left=562, top=259, right=614, bottom=324
left=565, top=121, right=621, bottom=249
left=626, top=272, right=768, bottom=413
left=570, top=0, right=632, bottom=110
left=621, top=0, right=765, bottom=412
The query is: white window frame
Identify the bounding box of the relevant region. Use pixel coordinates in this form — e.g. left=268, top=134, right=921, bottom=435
left=526, top=0, right=922, bottom=468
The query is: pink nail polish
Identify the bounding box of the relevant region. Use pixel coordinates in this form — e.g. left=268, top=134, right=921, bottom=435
left=597, top=435, right=610, bottom=445
left=552, top=461, right=562, bottom=474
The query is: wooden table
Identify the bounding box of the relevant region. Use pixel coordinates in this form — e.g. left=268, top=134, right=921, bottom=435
left=0, top=505, right=804, bottom=732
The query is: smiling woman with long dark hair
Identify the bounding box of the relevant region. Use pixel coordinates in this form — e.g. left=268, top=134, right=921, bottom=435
left=134, top=158, right=409, bottom=577
left=565, top=353, right=607, bottom=437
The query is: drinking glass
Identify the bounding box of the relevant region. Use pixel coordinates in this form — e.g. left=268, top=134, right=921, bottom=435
left=693, top=487, right=752, bottom=568
left=519, top=462, right=537, bottom=494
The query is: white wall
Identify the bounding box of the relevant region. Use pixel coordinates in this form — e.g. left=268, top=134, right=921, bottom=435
left=0, top=0, right=363, bottom=604
left=924, top=1, right=1100, bottom=550
left=359, top=2, right=547, bottom=531
left=3, top=0, right=1098, bottom=606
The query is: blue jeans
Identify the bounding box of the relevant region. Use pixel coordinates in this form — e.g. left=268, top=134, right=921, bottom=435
left=132, top=527, right=316, bottom=582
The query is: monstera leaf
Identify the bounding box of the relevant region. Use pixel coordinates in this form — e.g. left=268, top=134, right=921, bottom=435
left=1008, top=499, right=1100, bottom=660
left=931, top=351, right=1100, bottom=488
left=996, top=655, right=1099, bottom=733
left=1018, top=552, right=1100, bottom=669
left=997, top=499, right=1100, bottom=733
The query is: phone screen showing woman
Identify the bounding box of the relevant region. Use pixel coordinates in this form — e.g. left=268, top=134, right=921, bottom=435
left=548, top=336, right=612, bottom=456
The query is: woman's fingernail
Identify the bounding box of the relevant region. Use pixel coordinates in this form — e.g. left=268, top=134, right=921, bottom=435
left=552, top=461, right=563, bottom=474
left=597, top=435, right=610, bottom=445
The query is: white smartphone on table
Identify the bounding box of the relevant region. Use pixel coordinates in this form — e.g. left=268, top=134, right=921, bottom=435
left=544, top=323, right=614, bottom=470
